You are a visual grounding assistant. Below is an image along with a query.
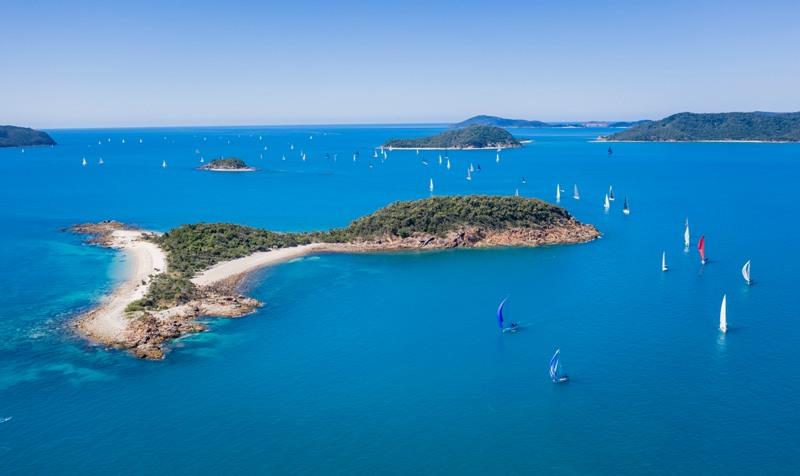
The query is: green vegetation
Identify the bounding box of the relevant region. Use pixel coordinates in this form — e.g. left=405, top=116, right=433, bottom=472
left=384, top=125, right=521, bottom=149
left=200, top=157, right=252, bottom=170
left=0, top=125, right=56, bottom=148
left=455, top=115, right=549, bottom=128
left=129, top=196, right=574, bottom=311
left=602, top=112, right=800, bottom=142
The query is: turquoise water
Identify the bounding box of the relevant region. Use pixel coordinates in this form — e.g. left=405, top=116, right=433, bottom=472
left=1, top=126, right=798, bottom=474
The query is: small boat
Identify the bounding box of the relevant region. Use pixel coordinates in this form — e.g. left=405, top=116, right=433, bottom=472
left=98, top=157, right=104, bottom=165
left=608, top=147, right=613, bottom=155
left=604, top=194, right=610, bottom=210
left=290, top=144, right=295, bottom=150
left=521, top=176, right=526, bottom=184
left=438, top=155, right=443, bottom=165
left=81, top=157, right=87, bottom=167
left=421, top=160, right=429, bottom=166
left=742, top=260, right=752, bottom=285
left=469, top=163, right=475, bottom=173
left=497, top=297, right=518, bottom=333
left=281, top=155, right=286, bottom=161
left=622, top=197, right=630, bottom=215
left=446, top=158, right=451, bottom=170
left=353, top=152, right=359, bottom=161
left=302, top=153, right=307, bottom=161
left=416, top=148, right=420, bottom=155
left=719, top=294, right=728, bottom=333
left=684, top=218, right=691, bottom=249
left=608, top=186, right=615, bottom=201
left=139, top=138, right=143, bottom=144
left=121, top=138, right=126, bottom=144
left=515, top=188, right=520, bottom=197
left=429, top=178, right=434, bottom=193
left=0, top=416, right=12, bottom=423
left=549, top=349, right=569, bottom=383
left=556, top=184, right=561, bottom=202
left=698, top=235, right=706, bottom=264
left=466, top=168, right=472, bottom=181
left=573, top=184, right=580, bottom=200
left=373, top=150, right=378, bottom=159
left=161, top=160, right=167, bottom=168
left=200, top=157, right=204, bottom=163
left=661, top=251, right=668, bottom=272
left=496, top=152, right=500, bottom=163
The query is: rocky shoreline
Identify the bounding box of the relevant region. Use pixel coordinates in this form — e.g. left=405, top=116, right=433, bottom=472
left=71, top=219, right=599, bottom=360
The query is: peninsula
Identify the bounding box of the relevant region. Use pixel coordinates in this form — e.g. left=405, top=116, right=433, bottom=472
left=384, top=125, right=522, bottom=150
left=454, top=115, right=650, bottom=129
left=199, top=157, right=255, bottom=172
left=600, top=112, right=800, bottom=142
left=73, top=196, right=599, bottom=359
left=0, top=125, right=56, bottom=148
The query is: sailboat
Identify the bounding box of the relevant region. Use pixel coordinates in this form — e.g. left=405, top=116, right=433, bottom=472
left=81, top=157, right=87, bottom=167
left=742, top=260, right=752, bottom=285
left=556, top=184, right=561, bottom=202
left=290, top=144, right=295, bottom=150
left=622, top=197, right=630, bottom=215
left=373, top=150, right=378, bottom=159
left=608, top=186, right=615, bottom=201
left=497, top=297, right=517, bottom=333
left=515, top=188, right=520, bottom=197
left=200, top=157, right=205, bottom=163
left=469, top=163, right=475, bottom=173
left=573, top=184, right=580, bottom=200
left=446, top=158, right=451, bottom=170
left=698, top=235, right=706, bottom=264
left=438, top=154, right=443, bottom=165
left=549, top=349, right=569, bottom=383
left=282, top=155, right=286, bottom=161
left=466, top=168, right=472, bottom=181
left=161, top=160, right=167, bottom=168
left=496, top=152, right=500, bottom=163
left=603, top=194, right=610, bottom=210
left=684, top=218, right=690, bottom=249
left=661, top=251, right=668, bottom=272
left=98, top=157, right=104, bottom=165
left=719, top=294, right=727, bottom=333
left=429, top=178, right=434, bottom=193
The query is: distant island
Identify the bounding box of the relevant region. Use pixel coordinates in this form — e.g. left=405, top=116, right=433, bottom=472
left=0, top=125, right=56, bottom=148
left=199, top=157, right=255, bottom=172
left=453, top=115, right=651, bottom=129
left=72, top=196, right=599, bottom=359
left=384, top=125, right=522, bottom=150
left=600, top=112, right=800, bottom=142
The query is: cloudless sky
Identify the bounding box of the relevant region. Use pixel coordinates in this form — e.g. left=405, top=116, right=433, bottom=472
left=2, top=0, right=799, bottom=128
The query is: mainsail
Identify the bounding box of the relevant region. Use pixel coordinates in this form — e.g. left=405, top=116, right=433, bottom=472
left=684, top=219, right=690, bottom=248
left=549, top=349, right=566, bottom=382
left=556, top=184, right=561, bottom=202
left=662, top=251, right=668, bottom=272
left=698, top=235, right=706, bottom=264
left=720, top=294, right=727, bottom=333
left=604, top=194, right=610, bottom=210
left=742, top=260, right=752, bottom=285
left=573, top=184, right=580, bottom=200
left=497, top=298, right=509, bottom=330
left=608, top=186, right=615, bottom=201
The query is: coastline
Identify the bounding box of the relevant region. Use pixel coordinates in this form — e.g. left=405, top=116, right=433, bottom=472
left=73, top=221, right=599, bottom=359
left=199, top=167, right=257, bottom=172
left=593, top=139, right=797, bottom=143
left=384, top=145, right=523, bottom=151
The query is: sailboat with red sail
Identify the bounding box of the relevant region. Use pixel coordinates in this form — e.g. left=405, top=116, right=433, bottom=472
left=698, top=235, right=706, bottom=264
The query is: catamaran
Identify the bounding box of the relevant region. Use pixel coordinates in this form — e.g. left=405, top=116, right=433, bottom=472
left=684, top=218, right=690, bottom=249
left=719, top=294, right=728, bottom=333
left=549, top=349, right=569, bottom=383
left=556, top=184, right=561, bottom=202
left=742, top=260, right=752, bottom=285
left=497, top=297, right=518, bottom=333
left=429, top=178, right=434, bottom=193
left=573, top=184, right=580, bottom=200
left=608, top=186, right=615, bottom=201
left=661, top=251, right=668, bottom=272
left=622, top=197, right=630, bottom=215
left=698, top=235, right=706, bottom=264
left=604, top=194, right=610, bottom=210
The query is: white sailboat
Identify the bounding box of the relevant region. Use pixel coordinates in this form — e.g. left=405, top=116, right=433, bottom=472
left=429, top=178, right=434, bottom=193
left=573, top=184, right=580, bottom=200
left=438, top=154, right=443, bottom=165
left=622, top=197, right=630, bottom=215
left=661, top=251, right=668, bottom=272
left=496, top=152, right=500, bottom=163
left=81, top=157, right=87, bottom=167
left=603, top=194, right=610, bottom=210
left=469, top=163, right=475, bottom=173
left=466, top=168, right=472, bottom=181
left=446, top=158, right=451, bottom=170
left=684, top=218, right=691, bottom=249
left=98, top=157, right=104, bottom=165
left=515, top=188, right=519, bottom=197
left=608, top=186, right=615, bottom=201
left=161, top=160, right=167, bottom=168
left=742, top=260, right=752, bottom=285
left=719, top=294, right=728, bottom=333
left=556, top=184, right=561, bottom=202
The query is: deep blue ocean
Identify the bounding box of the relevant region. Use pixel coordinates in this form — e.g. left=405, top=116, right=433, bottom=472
left=1, top=126, right=798, bottom=475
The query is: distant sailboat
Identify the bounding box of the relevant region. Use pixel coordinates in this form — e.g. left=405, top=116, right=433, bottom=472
left=438, top=154, right=443, bottom=165
left=622, top=197, right=630, bottom=215
left=608, top=147, right=613, bottom=155
left=81, top=157, right=87, bottom=167
left=429, top=178, right=434, bottom=193
left=290, top=144, right=295, bottom=150
left=603, top=194, right=610, bottom=210
left=684, top=218, right=691, bottom=249
left=556, top=184, right=561, bottom=202
left=161, top=160, right=167, bottom=168
left=515, top=188, right=520, bottom=197
left=698, top=235, right=706, bottom=264
left=446, top=158, right=451, bottom=170
left=742, top=260, right=752, bottom=285
left=98, top=157, right=104, bottom=165
left=200, top=157, right=205, bottom=163
left=373, top=150, right=378, bottom=159
left=469, top=163, right=475, bottom=173
left=416, top=148, right=420, bottom=155
left=661, top=251, right=668, bottom=272
left=549, top=349, right=569, bottom=383
left=282, top=155, right=286, bottom=161
left=719, top=294, right=728, bottom=333
left=496, top=152, right=500, bottom=163
left=497, top=297, right=517, bottom=333
left=466, top=168, right=472, bottom=181
left=608, top=186, right=615, bottom=201
left=573, top=184, right=580, bottom=200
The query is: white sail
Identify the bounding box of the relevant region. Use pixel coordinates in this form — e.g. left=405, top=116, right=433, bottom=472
left=604, top=194, right=610, bottom=210
left=684, top=219, right=690, bottom=248
left=98, top=157, right=104, bottom=165
left=446, top=158, right=451, bottom=170
left=469, top=163, right=475, bottom=173
left=662, top=251, right=668, bottom=272
left=496, top=152, right=500, bottom=163
left=429, top=178, right=434, bottom=193
left=466, top=168, right=472, bottom=181
left=556, top=184, right=561, bottom=202
left=81, top=157, right=87, bottom=167
left=515, top=188, right=519, bottom=197
left=742, top=260, right=751, bottom=285
left=608, top=186, right=615, bottom=201
left=719, top=294, right=727, bottom=333
left=438, top=155, right=442, bottom=165
left=162, top=160, right=167, bottom=168
left=573, top=184, right=580, bottom=200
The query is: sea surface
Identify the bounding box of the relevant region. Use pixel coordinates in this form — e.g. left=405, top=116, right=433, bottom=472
left=1, top=126, right=798, bottom=475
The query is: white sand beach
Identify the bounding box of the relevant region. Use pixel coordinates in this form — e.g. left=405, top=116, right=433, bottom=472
left=192, top=243, right=324, bottom=286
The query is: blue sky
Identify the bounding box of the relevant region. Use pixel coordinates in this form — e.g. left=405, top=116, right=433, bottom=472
left=2, top=0, right=799, bottom=127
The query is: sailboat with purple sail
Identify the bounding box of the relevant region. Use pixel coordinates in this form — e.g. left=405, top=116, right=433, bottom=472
left=549, top=349, right=569, bottom=383
left=497, top=297, right=519, bottom=333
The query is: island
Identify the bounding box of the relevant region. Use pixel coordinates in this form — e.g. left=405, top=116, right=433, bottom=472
left=0, top=125, right=56, bottom=148
left=600, top=112, right=800, bottom=142
left=72, top=196, right=600, bottom=359
left=198, top=157, right=255, bottom=172
left=453, top=115, right=651, bottom=129
left=384, top=125, right=522, bottom=150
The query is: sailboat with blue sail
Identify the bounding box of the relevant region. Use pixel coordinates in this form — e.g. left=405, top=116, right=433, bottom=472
left=497, top=298, right=518, bottom=333
left=549, top=349, right=569, bottom=383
